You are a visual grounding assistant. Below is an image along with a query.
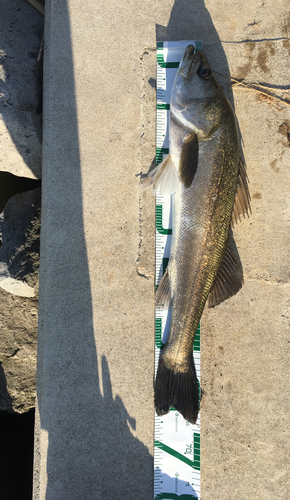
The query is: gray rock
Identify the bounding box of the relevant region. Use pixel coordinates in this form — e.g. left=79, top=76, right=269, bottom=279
left=0, top=0, right=43, bottom=418
left=0, top=187, right=41, bottom=297
left=0, top=288, right=38, bottom=413
left=0, top=171, right=41, bottom=214
left=0, top=0, right=43, bottom=179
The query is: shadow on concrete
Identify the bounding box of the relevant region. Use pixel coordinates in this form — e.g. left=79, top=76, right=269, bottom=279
left=35, top=1, right=152, bottom=498
left=156, top=0, right=235, bottom=108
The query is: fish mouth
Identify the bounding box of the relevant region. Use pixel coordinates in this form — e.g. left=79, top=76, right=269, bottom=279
left=179, top=45, right=202, bottom=79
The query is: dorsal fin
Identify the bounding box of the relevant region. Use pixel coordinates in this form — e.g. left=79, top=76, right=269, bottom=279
left=231, top=159, right=251, bottom=226
left=208, top=234, right=243, bottom=308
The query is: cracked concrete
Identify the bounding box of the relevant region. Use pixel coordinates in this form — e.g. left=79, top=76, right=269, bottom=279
left=136, top=48, right=156, bottom=280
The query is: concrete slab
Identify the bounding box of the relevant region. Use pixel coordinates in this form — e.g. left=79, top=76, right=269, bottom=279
left=33, top=1, right=155, bottom=498
left=34, top=0, right=290, bottom=498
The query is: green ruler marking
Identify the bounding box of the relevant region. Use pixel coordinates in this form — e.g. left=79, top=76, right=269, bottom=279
left=154, top=40, right=202, bottom=500
left=154, top=437, right=200, bottom=470
left=156, top=148, right=169, bottom=165
left=157, top=103, right=170, bottom=110
left=156, top=205, right=172, bottom=235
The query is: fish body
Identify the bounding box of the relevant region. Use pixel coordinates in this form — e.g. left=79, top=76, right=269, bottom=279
left=139, top=46, right=250, bottom=423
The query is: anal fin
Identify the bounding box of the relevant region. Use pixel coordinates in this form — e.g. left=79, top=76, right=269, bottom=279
left=156, top=268, right=172, bottom=309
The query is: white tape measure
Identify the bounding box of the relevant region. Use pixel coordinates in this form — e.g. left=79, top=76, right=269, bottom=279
left=154, top=40, right=202, bottom=500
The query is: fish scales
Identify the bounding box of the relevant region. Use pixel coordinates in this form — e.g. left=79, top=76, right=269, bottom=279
left=167, top=100, right=240, bottom=371
left=138, top=45, right=250, bottom=423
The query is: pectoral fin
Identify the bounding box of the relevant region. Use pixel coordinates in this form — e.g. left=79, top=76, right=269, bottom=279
left=208, top=234, right=243, bottom=308
left=155, top=267, right=172, bottom=309
left=231, top=159, right=251, bottom=226
left=138, top=154, right=179, bottom=195
left=179, top=132, right=199, bottom=188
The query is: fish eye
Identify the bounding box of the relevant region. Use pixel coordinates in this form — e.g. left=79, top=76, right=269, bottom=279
left=197, top=64, right=212, bottom=79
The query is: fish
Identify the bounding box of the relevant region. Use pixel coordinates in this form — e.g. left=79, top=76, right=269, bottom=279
left=138, top=45, right=251, bottom=424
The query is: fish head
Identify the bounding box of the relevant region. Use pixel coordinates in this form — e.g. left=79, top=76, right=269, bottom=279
left=171, top=46, right=225, bottom=136
left=172, top=46, right=219, bottom=103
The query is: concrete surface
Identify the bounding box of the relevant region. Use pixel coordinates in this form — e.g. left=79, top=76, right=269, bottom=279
left=33, top=1, right=155, bottom=498
left=33, top=0, right=290, bottom=498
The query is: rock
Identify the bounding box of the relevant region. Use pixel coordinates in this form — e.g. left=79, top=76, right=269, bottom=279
left=0, top=0, right=43, bottom=418
left=0, top=171, right=41, bottom=214
left=0, top=288, right=38, bottom=413
left=0, top=0, right=43, bottom=179
left=0, top=409, right=35, bottom=498
left=0, top=187, right=41, bottom=297
left=0, top=108, right=42, bottom=178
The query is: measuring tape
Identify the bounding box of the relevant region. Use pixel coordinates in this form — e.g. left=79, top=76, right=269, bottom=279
left=154, top=40, right=202, bottom=500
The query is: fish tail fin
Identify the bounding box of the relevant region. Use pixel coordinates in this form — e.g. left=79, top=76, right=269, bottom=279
left=154, top=354, right=199, bottom=424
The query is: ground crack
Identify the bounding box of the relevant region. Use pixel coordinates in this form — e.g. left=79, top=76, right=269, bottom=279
left=7, top=348, right=20, bottom=358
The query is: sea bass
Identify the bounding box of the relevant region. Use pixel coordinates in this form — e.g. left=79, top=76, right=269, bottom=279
left=139, top=46, right=250, bottom=424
